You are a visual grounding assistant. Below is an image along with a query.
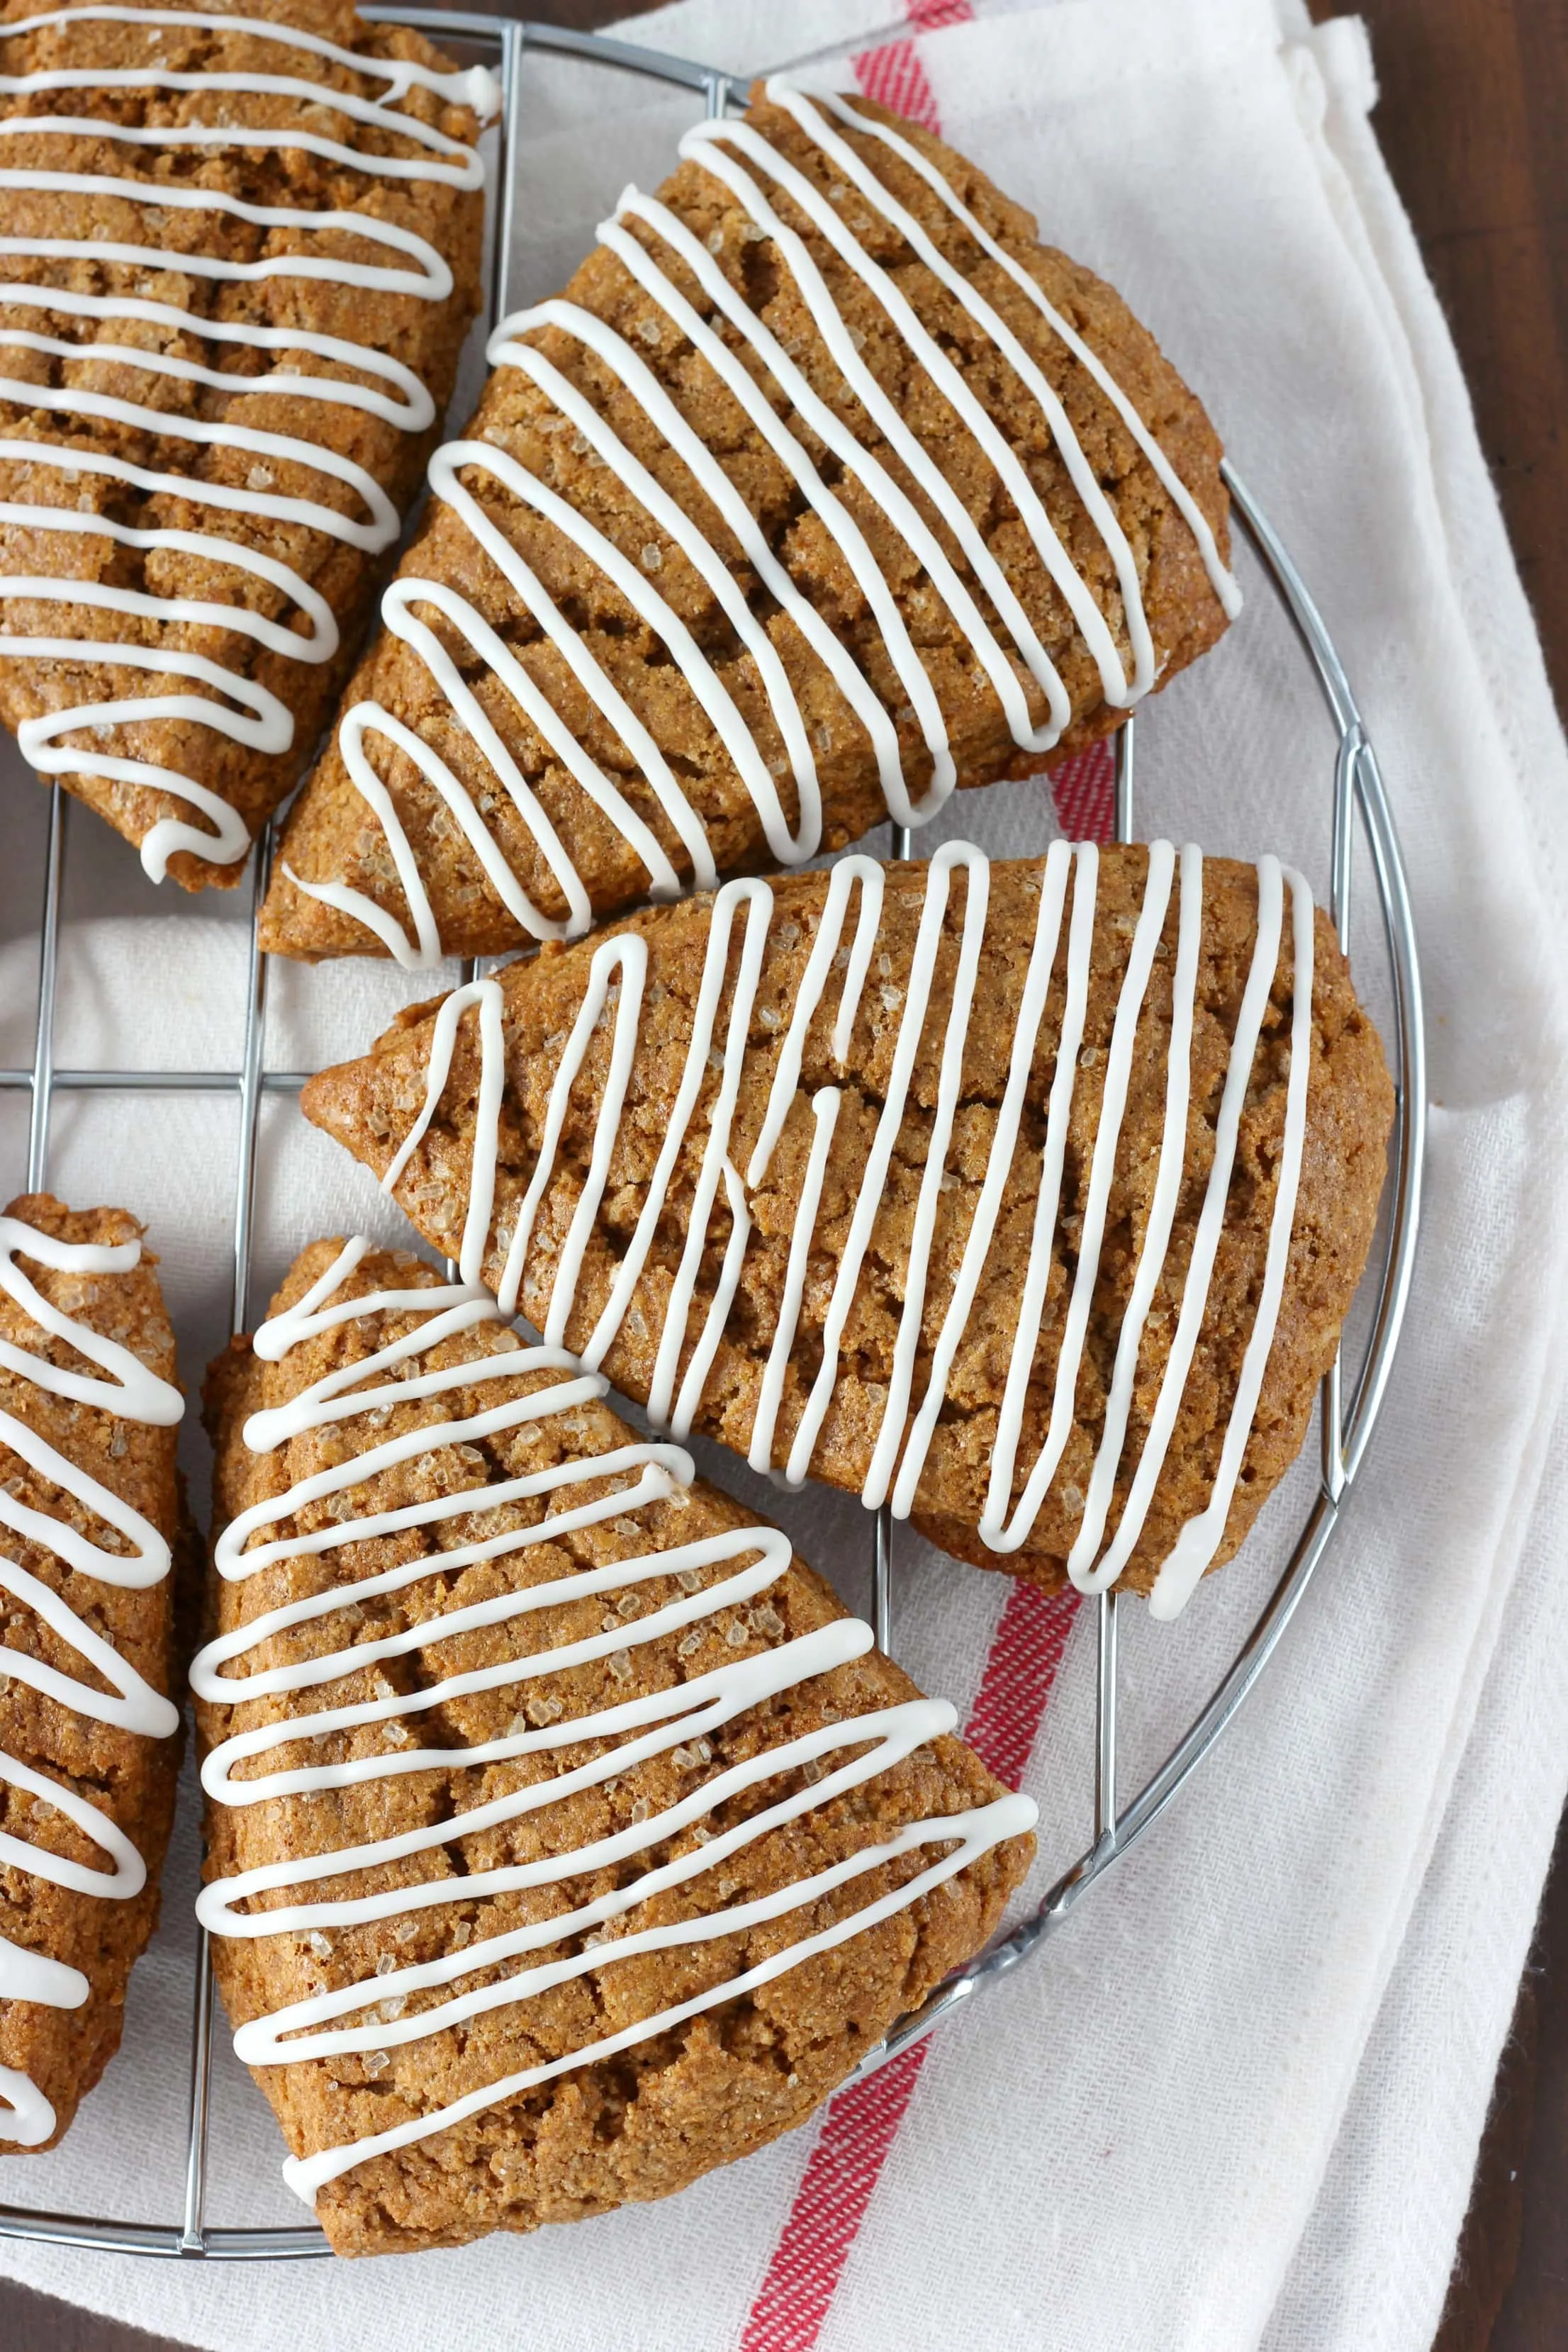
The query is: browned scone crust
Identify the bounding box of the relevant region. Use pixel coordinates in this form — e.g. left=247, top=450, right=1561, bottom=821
left=262, top=85, right=1231, bottom=961
left=303, top=849, right=1394, bottom=1598
left=199, top=1240, right=1034, bottom=2256
left=0, top=0, right=487, bottom=885
left=0, top=1192, right=181, bottom=2154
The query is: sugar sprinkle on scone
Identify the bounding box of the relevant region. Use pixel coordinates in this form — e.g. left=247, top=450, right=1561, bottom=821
left=194, top=1237, right=1034, bottom=2254
left=0, top=0, right=494, bottom=887
left=264, top=79, right=1237, bottom=964
left=303, top=841, right=1392, bottom=1612
left=0, top=1193, right=184, bottom=2154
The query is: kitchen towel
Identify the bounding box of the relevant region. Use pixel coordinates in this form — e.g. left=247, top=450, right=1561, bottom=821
left=1, top=1, right=1566, bottom=2347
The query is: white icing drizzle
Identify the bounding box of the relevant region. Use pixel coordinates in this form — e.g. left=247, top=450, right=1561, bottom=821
left=0, top=1211, right=183, bottom=2148
left=191, top=1236, right=1034, bottom=2205
left=0, top=2060, right=57, bottom=2144
left=0, top=6, right=497, bottom=880
left=1145, top=861, right=1314, bottom=1619
left=800, top=86, right=1242, bottom=632
left=386, top=844, right=1314, bottom=1613
left=292, top=75, right=1238, bottom=968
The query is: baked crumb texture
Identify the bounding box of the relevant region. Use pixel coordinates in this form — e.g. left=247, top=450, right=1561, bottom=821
left=194, top=1238, right=1035, bottom=2256
left=0, top=0, right=491, bottom=887
left=0, top=1191, right=184, bottom=2154
left=303, top=843, right=1394, bottom=1608
left=262, top=79, right=1236, bottom=965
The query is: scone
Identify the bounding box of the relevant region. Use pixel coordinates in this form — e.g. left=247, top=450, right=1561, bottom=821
left=0, top=0, right=494, bottom=886
left=261, top=77, right=1238, bottom=966
left=193, top=1237, right=1036, bottom=2255
left=0, top=1193, right=184, bottom=2153
left=302, top=841, right=1393, bottom=1613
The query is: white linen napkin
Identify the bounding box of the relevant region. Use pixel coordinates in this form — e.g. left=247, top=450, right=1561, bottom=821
left=1, top=2, right=1567, bottom=2348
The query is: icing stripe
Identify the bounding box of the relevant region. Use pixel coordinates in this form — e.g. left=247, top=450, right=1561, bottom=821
left=0, top=2056, right=63, bottom=2151
left=0, top=1212, right=182, bottom=2148
left=805, top=86, right=1241, bottom=627
left=293, top=76, right=1234, bottom=966
left=1065, top=844, right=1203, bottom=1581
left=890, top=838, right=1075, bottom=1520
left=978, top=840, right=1180, bottom=1552
left=1147, top=865, right=1314, bottom=1617
left=754, top=84, right=1151, bottom=708
left=0, top=8, right=495, bottom=880
left=679, top=118, right=1070, bottom=746
left=385, top=844, right=1314, bottom=1612
left=191, top=1247, right=1034, bottom=2205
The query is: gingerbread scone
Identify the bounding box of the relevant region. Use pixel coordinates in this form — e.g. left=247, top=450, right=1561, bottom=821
left=0, top=0, right=494, bottom=887
left=303, top=843, right=1393, bottom=1611
left=262, top=79, right=1237, bottom=965
left=0, top=1194, right=184, bottom=2154
left=193, top=1238, right=1035, bottom=2256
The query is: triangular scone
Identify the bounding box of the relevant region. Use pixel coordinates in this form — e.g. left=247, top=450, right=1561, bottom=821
left=261, top=80, right=1236, bottom=965
left=194, top=1238, right=1034, bottom=2256
left=303, top=843, right=1393, bottom=1613
left=0, top=1194, right=184, bottom=2154
left=0, top=1, right=492, bottom=888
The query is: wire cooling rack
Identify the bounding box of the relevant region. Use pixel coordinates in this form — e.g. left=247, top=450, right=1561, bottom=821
left=0, top=11, right=1426, bottom=2261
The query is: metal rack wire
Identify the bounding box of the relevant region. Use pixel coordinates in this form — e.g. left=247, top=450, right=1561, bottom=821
left=0, top=13, right=1424, bottom=2260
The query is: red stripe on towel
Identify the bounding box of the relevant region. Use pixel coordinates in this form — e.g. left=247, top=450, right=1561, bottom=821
left=851, top=1, right=973, bottom=129
left=1050, top=739, right=1118, bottom=844
left=963, top=1581, right=1080, bottom=1791
left=738, top=2043, right=931, bottom=2352
left=738, top=1588, right=1078, bottom=2352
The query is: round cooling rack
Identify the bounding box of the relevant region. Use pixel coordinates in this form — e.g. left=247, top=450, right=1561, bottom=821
left=0, top=11, right=1426, bottom=2259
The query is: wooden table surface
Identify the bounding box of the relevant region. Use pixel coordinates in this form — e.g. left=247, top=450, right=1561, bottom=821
left=3, top=1, right=1565, bottom=2346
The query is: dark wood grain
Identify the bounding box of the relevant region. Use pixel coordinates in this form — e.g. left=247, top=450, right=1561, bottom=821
left=1489, top=1820, right=1568, bottom=2350
left=2, top=1, right=1564, bottom=2346
left=1433, top=1951, right=1538, bottom=2352
left=0, top=2282, right=187, bottom=2352
left=1339, top=0, right=1568, bottom=719
left=1439, top=1815, right=1568, bottom=2352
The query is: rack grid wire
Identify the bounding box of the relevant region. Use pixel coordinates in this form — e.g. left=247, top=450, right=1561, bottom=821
left=0, top=11, right=1426, bottom=2261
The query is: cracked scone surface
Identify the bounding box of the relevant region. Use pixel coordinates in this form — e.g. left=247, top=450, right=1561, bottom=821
left=198, top=1239, right=1034, bottom=2256
left=262, top=83, right=1231, bottom=961
left=0, top=1192, right=181, bottom=2154
left=302, top=846, right=1393, bottom=1598
left=0, top=0, right=487, bottom=883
